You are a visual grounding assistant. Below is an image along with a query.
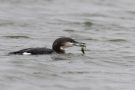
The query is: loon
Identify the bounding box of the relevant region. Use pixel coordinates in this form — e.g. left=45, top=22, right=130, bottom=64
left=9, top=37, right=85, bottom=55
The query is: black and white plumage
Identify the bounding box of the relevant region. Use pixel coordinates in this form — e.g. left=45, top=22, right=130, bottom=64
left=9, top=37, right=85, bottom=55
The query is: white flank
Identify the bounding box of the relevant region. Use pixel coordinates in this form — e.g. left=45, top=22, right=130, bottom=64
left=23, top=52, right=31, bottom=55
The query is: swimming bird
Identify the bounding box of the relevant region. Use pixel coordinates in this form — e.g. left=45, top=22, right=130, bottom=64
left=9, top=37, right=85, bottom=55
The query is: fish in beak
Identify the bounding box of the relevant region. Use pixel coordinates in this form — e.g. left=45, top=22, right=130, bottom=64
left=73, top=42, right=86, bottom=54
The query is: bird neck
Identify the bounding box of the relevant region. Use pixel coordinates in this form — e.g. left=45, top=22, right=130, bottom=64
left=52, top=45, right=65, bottom=54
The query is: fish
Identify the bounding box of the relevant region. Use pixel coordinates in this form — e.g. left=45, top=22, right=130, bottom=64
left=81, top=44, right=86, bottom=54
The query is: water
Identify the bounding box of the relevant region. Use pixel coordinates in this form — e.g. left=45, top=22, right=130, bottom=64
left=0, top=0, right=135, bottom=90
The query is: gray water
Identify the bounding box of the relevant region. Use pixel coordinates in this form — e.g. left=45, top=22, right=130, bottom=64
left=0, top=0, right=135, bottom=90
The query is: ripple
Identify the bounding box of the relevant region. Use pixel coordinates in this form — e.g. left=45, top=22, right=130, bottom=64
left=107, top=39, right=127, bottom=42
left=84, top=38, right=99, bottom=41
left=62, top=71, right=90, bottom=74
left=64, top=29, right=75, bottom=32
left=0, top=20, right=31, bottom=27
left=3, top=35, right=30, bottom=39
left=83, top=21, right=93, bottom=27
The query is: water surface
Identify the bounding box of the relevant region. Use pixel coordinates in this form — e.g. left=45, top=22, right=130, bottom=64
left=0, top=0, right=135, bottom=90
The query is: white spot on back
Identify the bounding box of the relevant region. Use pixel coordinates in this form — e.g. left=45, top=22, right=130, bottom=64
left=23, top=52, right=31, bottom=55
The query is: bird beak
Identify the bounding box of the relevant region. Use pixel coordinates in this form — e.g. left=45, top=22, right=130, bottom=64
left=73, top=42, right=86, bottom=47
